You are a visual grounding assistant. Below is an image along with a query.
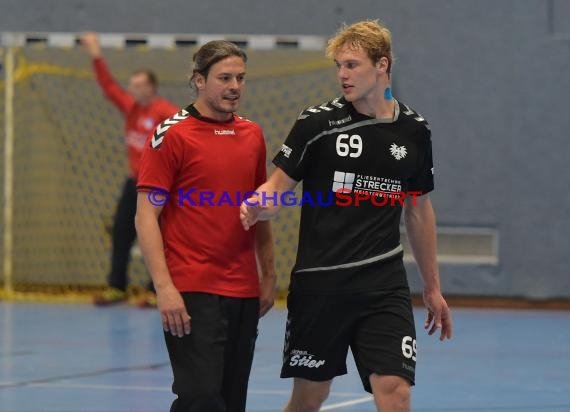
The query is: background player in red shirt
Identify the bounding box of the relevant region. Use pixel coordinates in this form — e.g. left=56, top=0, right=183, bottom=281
left=81, top=32, right=179, bottom=306
left=135, top=40, right=276, bottom=412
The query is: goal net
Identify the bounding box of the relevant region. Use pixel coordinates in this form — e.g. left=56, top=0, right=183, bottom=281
left=0, top=41, right=338, bottom=300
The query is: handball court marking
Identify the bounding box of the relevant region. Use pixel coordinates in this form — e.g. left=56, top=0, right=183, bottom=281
left=5, top=381, right=368, bottom=400
left=0, top=363, right=168, bottom=390
left=5, top=379, right=375, bottom=411
left=1, top=303, right=569, bottom=411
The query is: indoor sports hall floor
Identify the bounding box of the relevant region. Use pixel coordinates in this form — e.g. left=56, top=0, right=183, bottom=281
left=1, top=301, right=569, bottom=412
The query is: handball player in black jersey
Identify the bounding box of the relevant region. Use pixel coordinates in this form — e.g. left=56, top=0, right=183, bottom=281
left=241, top=20, right=452, bottom=412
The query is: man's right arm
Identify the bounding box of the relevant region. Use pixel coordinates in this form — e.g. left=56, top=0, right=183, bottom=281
left=135, top=191, right=190, bottom=337
left=240, top=167, right=298, bottom=230
left=241, top=111, right=312, bottom=230
left=81, top=32, right=133, bottom=113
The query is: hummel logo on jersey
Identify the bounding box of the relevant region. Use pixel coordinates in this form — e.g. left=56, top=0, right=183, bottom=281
left=329, top=115, right=352, bottom=127
left=390, top=143, right=407, bottom=160
left=151, top=110, right=189, bottom=149
left=214, top=129, right=235, bottom=135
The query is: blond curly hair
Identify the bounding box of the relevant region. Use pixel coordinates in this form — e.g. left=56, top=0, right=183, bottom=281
left=326, top=20, right=394, bottom=73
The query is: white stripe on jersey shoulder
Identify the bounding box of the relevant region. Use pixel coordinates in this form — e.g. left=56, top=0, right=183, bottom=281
left=236, top=115, right=252, bottom=122
left=400, top=103, right=429, bottom=128
left=297, top=97, right=345, bottom=120
left=151, top=109, right=190, bottom=149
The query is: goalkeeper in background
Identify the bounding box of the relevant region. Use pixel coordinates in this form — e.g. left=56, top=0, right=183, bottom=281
left=81, top=32, right=179, bottom=307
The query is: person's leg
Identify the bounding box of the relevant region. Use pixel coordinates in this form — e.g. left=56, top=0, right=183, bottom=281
left=280, top=291, right=356, bottom=411
left=108, top=178, right=137, bottom=291
left=370, top=374, right=411, bottom=412
left=219, top=297, right=259, bottom=412
left=146, top=279, right=155, bottom=293
left=351, top=286, right=416, bottom=412
left=165, top=292, right=227, bottom=412
left=283, top=377, right=333, bottom=412
left=94, top=178, right=137, bottom=305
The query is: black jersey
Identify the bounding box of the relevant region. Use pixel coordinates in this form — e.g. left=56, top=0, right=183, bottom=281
left=273, top=97, right=433, bottom=279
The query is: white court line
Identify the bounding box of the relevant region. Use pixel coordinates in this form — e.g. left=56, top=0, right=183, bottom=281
left=30, top=383, right=171, bottom=392
left=28, top=382, right=366, bottom=399
left=29, top=383, right=373, bottom=411
left=320, top=395, right=373, bottom=411
left=30, top=383, right=291, bottom=394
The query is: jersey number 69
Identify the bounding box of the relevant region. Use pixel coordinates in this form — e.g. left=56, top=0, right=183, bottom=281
left=336, top=134, right=363, bottom=158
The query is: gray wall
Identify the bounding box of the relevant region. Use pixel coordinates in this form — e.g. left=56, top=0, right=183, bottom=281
left=2, top=0, right=569, bottom=298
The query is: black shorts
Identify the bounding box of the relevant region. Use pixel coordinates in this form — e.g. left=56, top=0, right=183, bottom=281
left=280, top=262, right=416, bottom=392
left=164, top=292, right=259, bottom=412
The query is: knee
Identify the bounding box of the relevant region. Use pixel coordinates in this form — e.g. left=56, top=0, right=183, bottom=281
left=286, top=386, right=330, bottom=412
left=371, top=374, right=411, bottom=408
left=298, top=397, right=328, bottom=412
left=390, top=382, right=411, bottom=406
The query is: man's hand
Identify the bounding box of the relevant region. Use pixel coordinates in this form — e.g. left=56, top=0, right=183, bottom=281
left=259, top=275, right=276, bottom=317
left=423, top=289, right=452, bottom=341
left=239, top=169, right=298, bottom=230
left=81, top=32, right=102, bottom=58
left=156, top=284, right=191, bottom=338
left=240, top=196, right=269, bottom=230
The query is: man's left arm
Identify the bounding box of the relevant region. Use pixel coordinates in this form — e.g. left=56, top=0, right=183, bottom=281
left=404, top=194, right=452, bottom=340
left=255, top=220, right=277, bottom=317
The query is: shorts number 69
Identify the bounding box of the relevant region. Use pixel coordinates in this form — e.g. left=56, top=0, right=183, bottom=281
left=401, top=336, right=417, bottom=361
